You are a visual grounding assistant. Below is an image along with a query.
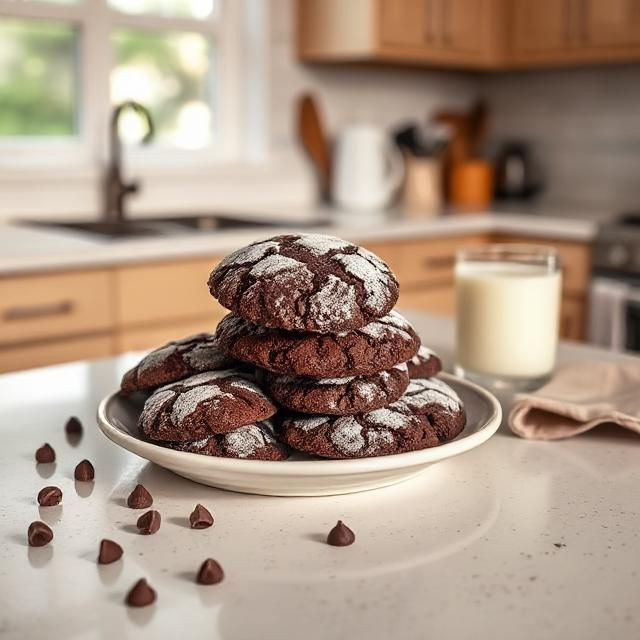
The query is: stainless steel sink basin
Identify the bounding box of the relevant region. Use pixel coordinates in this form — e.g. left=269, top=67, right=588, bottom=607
left=22, top=214, right=327, bottom=239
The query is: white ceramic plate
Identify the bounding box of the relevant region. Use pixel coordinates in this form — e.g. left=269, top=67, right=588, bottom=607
left=97, top=373, right=501, bottom=497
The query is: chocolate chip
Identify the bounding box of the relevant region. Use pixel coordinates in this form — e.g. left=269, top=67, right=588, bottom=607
left=327, top=520, right=355, bottom=546
left=65, top=416, right=83, bottom=435
left=125, top=578, right=156, bottom=607
left=197, top=558, right=224, bottom=585
left=98, top=539, right=123, bottom=564
left=74, top=459, right=94, bottom=481
left=127, top=484, right=153, bottom=509
left=137, top=510, right=161, bottom=535
left=189, top=504, right=213, bottom=529
left=35, top=443, right=55, bottom=463
left=37, top=486, right=62, bottom=507
left=28, top=521, right=53, bottom=547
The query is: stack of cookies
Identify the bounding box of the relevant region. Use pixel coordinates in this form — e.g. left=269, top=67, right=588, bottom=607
left=121, top=335, right=288, bottom=461
left=210, top=234, right=466, bottom=459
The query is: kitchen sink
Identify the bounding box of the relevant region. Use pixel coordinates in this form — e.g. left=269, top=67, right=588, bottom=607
left=22, top=214, right=328, bottom=239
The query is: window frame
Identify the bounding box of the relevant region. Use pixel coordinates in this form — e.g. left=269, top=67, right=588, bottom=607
left=0, top=0, right=258, bottom=171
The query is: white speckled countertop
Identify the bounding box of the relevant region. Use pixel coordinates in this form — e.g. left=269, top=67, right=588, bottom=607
left=0, top=210, right=597, bottom=275
left=0, top=312, right=638, bottom=640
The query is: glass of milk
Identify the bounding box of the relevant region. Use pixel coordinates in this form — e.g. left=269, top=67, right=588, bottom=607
left=455, top=245, right=561, bottom=391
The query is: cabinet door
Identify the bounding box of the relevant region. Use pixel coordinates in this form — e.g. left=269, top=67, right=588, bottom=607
left=379, top=0, right=433, bottom=47
left=510, top=0, right=572, bottom=53
left=444, top=0, right=490, bottom=52
left=581, top=0, right=640, bottom=47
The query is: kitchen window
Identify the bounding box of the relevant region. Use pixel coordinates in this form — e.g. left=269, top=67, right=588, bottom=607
left=0, top=0, right=263, bottom=172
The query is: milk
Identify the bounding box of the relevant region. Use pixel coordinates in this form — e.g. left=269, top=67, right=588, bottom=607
left=455, top=261, right=561, bottom=380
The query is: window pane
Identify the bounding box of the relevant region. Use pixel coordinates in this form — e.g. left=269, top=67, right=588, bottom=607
left=111, top=29, right=213, bottom=149
left=108, top=0, right=217, bottom=20
left=0, top=18, right=78, bottom=137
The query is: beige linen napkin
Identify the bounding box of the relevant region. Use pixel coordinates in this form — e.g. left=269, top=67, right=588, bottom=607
left=508, top=362, right=640, bottom=440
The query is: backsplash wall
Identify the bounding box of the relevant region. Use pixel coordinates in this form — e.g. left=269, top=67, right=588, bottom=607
left=482, top=65, right=640, bottom=215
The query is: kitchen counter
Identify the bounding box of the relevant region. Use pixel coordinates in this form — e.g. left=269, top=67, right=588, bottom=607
left=0, top=211, right=597, bottom=275
left=1, top=312, right=638, bottom=640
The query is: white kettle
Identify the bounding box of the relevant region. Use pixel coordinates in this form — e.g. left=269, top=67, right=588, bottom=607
left=331, top=125, right=404, bottom=212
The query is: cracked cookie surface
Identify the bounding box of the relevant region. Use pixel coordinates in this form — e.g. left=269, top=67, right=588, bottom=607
left=277, top=377, right=466, bottom=459
left=162, top=421, right=288, bottom=460
left=121, top=334, right=238, bottom=394
left=139, top=370, right=277, bottom=441
left=407, top=345, right=442, bottom=379
left=262, top=363, right=409, bottom=415
left=215, top=310, right=420, bottom=377
left=207, top=234, right=399, bottom=333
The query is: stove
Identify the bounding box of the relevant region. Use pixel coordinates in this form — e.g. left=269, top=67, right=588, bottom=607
left=590, top=214, right=640, bottom=352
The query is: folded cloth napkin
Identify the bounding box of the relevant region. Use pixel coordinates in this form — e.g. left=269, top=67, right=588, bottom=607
left=508, top=362, right=640, bottom=440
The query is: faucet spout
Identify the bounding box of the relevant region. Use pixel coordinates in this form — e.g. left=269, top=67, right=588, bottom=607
left=104, top=101, right=154, bottom=224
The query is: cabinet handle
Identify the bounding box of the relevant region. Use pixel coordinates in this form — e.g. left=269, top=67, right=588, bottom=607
left=422, top=255, right=456, bottom=269
left=4, top=301, right=74, bottom=321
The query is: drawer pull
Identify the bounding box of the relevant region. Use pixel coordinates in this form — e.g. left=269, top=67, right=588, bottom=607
left=4, top=301, right=74, bottom=321
left=422, top=255, right=456, bottom=269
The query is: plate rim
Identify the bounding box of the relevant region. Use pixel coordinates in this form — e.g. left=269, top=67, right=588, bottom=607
left=96, top=372, right=502, bottom=476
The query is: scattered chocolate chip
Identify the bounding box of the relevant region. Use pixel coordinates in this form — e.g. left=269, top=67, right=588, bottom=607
left=28, top=521, right=53, bottom=547
left=74, top=459, right=94, bottom=481
left=65, top=416, right=83, bottom=435
left=553, top=543, right=566, bottom=548
left=125, top=578, right=156, bottom=607
left=98, top=539, right=123, bottom=564
left=327, top=520, right=355, bottom=547
left=37, top=486, right=62, bottom=507
left=127, top=484, right=153, bottom=509
left=189, top=504, right=214, bottom=529
left=35, top=443, right=55, bottom=464
left=197, top=558, right=224, bottom=585
left=137, top=510, right=161, bottom=535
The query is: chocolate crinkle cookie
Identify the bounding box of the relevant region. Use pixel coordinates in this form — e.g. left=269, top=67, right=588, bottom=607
left=261, top=363, right=410, bottom=416
left=207, top=234, right=399, bottom=333
left=139, top=370, right=277, bottom=441
left=277, top=377, right=466, bottom=459
left=164, top=421, right=288, bottom=461
left=121, top=334, right=239, bottom=394
left=407, top=345, right=442, bottom=379
left=215, top=310, right=420, bottom=378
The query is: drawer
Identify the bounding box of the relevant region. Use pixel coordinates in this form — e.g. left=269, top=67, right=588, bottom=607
left=365, top=234, right=488, bottom=289
left=115, top=258, right=227, bottom=327
left=0, top=270, right=115, bottom=345
left=0, top=334, right=113, bottom=373
left=115, top=317, right=224, bottom=353
left=494, top=235, right=592, bottom=295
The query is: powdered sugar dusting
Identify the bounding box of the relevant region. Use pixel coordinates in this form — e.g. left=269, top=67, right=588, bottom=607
left=219, top=239, right=279, bottom=268
left=334, top=252, right=390, bottom=313
left=298, top=415, right=331, bottom=432
left=308, top=274, right=357, bottom=330
left=184, top=342, right=230, bottom=371
left=366, top=407, right=411, bottom=430
left=170, top=385, right=231, bottom=424
left=293, top=234, right=351, bottom=255
left=224, top=422, right=276, bottom=458
left=179, top=370, right=239, bottom=388
left=358, top=311, right=413, bottom=341
left=229, top=379, right=262, bottom=393
left=401, top=378, right=462, bottom=413
left=249, top=254, right=312, bottom=279
left=331, top=417, right=365, bottom=454
left=138, top=345, right=176, bottom=376
left=141, top=389, right=175, bottom=430
left=315, top=376, right=355, bottom=385
left=365, top=429, right=393, bottom=454
left=356, top=381, right=379, bottom=402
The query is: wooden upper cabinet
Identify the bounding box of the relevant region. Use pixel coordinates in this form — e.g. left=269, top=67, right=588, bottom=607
left=581, top=0, right=640, bottom=47
left=298, top=0, right=640, bottom=68
left=509, top=0, right=571, bottom=54
left=379, top=0, right=430, bottom=47
left=298, top=0, right=501, bottom=68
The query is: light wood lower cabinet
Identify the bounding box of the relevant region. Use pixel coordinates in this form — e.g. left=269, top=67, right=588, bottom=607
left=115, top=317, right=223, bottom=352
left=0, top=334, right=113, bottom=373
left=0, top=234, right=593, bottom=371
